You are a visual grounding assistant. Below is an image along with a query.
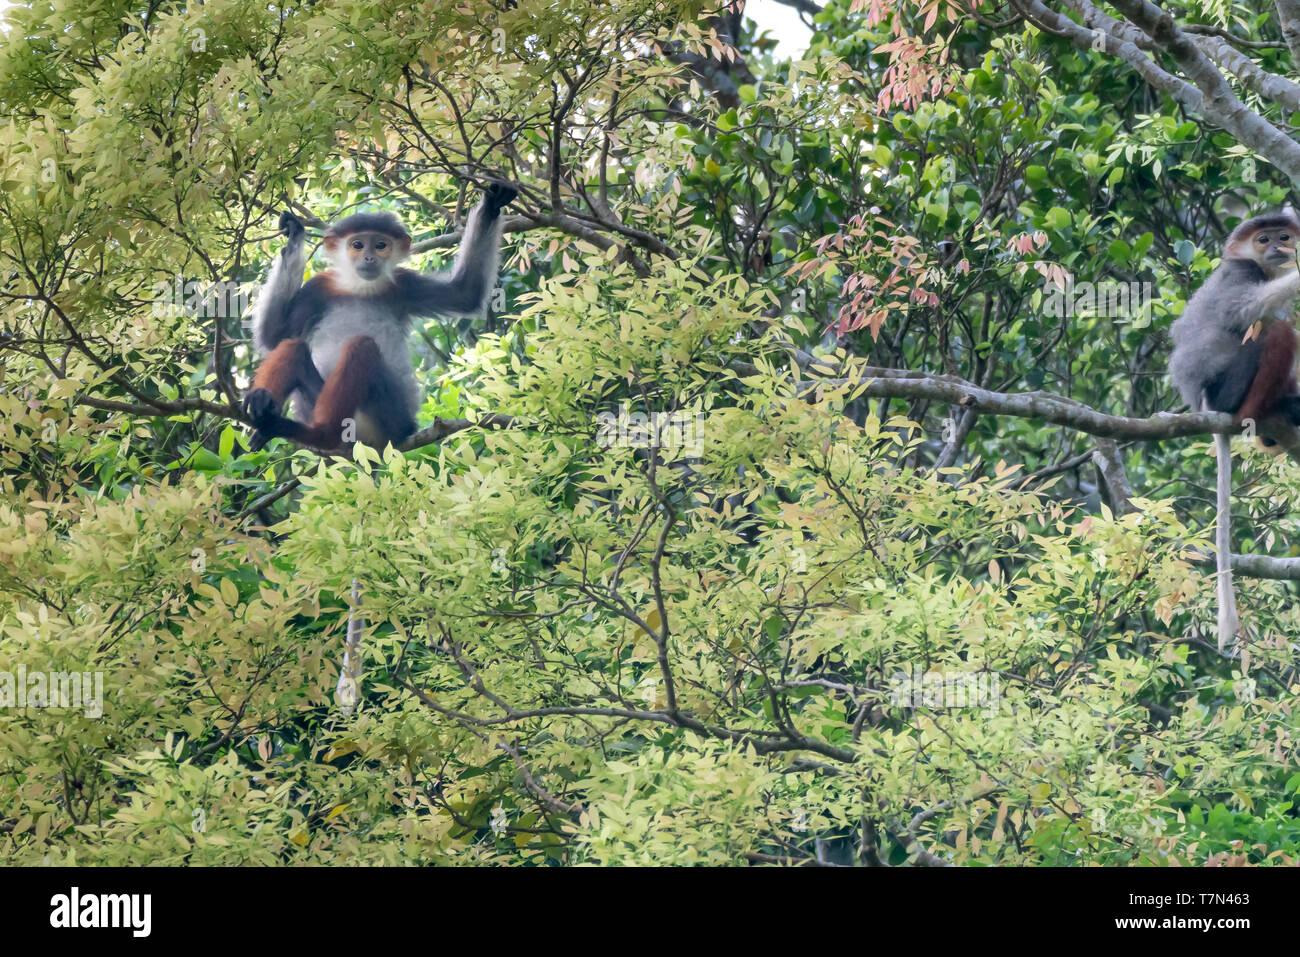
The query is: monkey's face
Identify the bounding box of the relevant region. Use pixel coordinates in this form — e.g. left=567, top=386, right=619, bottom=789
left=1251, top=225, right=1298, bottom=275
left=343, top=230, right=401, bottom=280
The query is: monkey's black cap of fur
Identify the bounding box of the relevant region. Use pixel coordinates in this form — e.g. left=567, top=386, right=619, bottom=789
left=325, top=211, right=410, bottom=241
left=1228, top=207, right=1300, bottom=242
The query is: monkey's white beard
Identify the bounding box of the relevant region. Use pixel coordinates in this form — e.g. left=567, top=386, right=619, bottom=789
left=325, top=253, right=407, bottom=296
left=330, top=268, right=397, bottom=296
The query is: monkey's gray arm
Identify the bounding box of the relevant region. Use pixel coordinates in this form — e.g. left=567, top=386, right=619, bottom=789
left=250, top=214, right=308, bottom=354
left=403, top=187, right=514, bottom=316
left=1171, top=268, right=1300, bottom=409
left=1243, top=268, right=1300, bottom=321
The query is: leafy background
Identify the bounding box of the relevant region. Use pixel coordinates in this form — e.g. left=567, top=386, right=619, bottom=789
left=1, top=0, right=1299, bottom=865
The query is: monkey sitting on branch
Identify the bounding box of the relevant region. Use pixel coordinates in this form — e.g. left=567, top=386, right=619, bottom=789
left=244, top=180, right=518, bottom=451
left=1168, top=207, right=1300, bottom=651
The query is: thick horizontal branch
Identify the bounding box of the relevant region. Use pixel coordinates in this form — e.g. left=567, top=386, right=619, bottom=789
left=1060, top=0, right=1152, bottom=49
left=410, top=214, right=534, bottom=253
left=78, top=393, right=241, bottom=420
left=1193, top=32, right=1300, bottom=111
left=1107, top=0, right=1300, bottom=177
left=751, top=360, right=1256, bottom=441
left=763, top=358, right=1300, bottom=581
left=1016, top=0, right=1207, bottom=114
left=78, top=389, right=515, bottom=458
left=265, top=412, right=518, bottom=456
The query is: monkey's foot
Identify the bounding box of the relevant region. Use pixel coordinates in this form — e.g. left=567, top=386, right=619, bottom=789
left=484, top=181, right=518, bottom=216
left=242, top=388, right=281, bottom=431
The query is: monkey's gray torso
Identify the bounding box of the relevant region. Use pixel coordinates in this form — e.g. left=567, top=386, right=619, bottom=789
left=306, top=302, right=418, bottom=398
left=289, top=280, right=424, bottom=444
left=1168, top=259, right=1282, bottom=410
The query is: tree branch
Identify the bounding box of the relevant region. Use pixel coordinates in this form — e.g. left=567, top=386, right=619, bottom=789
left=1190, top=32, right=1300, bottom=112
left=1107, top=0, right=1300, bottom=177
left=1016, top=0, right=1300, bottom=178
left=1275, top=0, right=1300, bottom=64
left=1092, top=437, right=1134, bottom=514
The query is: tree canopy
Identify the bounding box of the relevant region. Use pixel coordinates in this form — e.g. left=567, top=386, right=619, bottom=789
left=3, top=0, right=1300, bottom=866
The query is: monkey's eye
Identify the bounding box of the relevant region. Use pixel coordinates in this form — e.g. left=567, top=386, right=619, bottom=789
left=351, top=240, right=364, bottom=249
left=375, top=241, right=387, bottom=250
left=1283, top=234, right=1292, bottom=242
left=1258, top=235, right=1270, bottom=244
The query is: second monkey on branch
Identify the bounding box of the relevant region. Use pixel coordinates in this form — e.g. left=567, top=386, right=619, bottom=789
left=1168, top=206, right=1300, bottom=650
left=244, top=181, right=518, bottom=450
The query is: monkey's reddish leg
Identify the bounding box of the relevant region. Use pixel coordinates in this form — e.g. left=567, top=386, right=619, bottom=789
left=1234, top=322, right=1300, bottom=425
left=295, top=335, right=384, bottom=448
left=252, top=337, right=315, bottom=401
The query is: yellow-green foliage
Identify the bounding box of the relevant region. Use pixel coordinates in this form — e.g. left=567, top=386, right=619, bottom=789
left=2, top=0, right=1299, bottom=867
left=3, top=243, right=1296, bottom=865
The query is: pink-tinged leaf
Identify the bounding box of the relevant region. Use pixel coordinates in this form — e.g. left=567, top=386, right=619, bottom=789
left=1030, top=261, right=1068, bottom=287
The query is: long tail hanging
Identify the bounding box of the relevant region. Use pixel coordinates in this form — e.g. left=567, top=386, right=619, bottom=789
left=1214, top=432, right=1240, bottom=652
left=336, top=576, right=364, bottom=715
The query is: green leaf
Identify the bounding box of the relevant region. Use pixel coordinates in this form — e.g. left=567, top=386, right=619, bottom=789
left=218, top=424, right=235, bottom=460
